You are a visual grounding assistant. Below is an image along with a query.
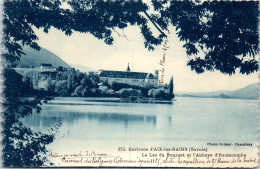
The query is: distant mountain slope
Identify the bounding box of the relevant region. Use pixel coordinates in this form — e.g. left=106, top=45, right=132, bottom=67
left=15, top=46, right=70, bottom=68
left=229, top=83, right=258, bottom=99
left=176, top=83, right=258, bottom=100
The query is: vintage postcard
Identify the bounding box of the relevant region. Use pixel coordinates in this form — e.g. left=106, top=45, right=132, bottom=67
left=1, top=0, right=259, bottom=168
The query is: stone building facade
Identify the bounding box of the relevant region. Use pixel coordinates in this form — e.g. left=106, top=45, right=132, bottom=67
left=98, top=64, right=158, bottom=87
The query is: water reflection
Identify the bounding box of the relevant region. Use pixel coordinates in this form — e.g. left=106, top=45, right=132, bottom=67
left=22, top=97, right=257, bottom=144
left=23, top=99, right=175, bottom=133
left=24, top=110, right=163, bottom=132
left=24, top=97, right=257, bottom=165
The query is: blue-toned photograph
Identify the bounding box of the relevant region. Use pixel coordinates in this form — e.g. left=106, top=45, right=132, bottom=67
left=1, top=0, right=259, bottom=168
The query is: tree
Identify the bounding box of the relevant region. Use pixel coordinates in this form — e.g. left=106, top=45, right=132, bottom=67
left=152, top=0, right=259, bottom=74
left=55, top=72, right=64, bottom=81
left=3, top=0, right=258, bottom=75
left=82, top=88, right=91, bottom=97
left=148, top=88, right=173, bottom=100
left=116, top=88, right=142, bottom=98
left=80, top=77, right=94, bottom=88
left=2, top=0, right=259, bottom=167
left=47, top=76, right=52, bottom=91
left=67, top=74, right=72, bottom=93
left=67, top=68, right=75, bottom=94
left=56, top=66, right=64, bottom=72
left=103, top=80, right=110, bottom=88
left=3, top=0, right=164, bottom=65
left=148, top=89, right=156, bottom=97
left=55, top=80, right=69, bottom=96
left=168, top=76, right=174, bottom=95
left=154, top=90, right=166, bottom=99
left=88, top=74, right=100, bottom=88
left=32, top=71, right=39, bottom=89
left=2, top=69, right=56, bottom=167
left=72, top=85, right=84, bottom=97
left=112, top=82, right=131, bottom=91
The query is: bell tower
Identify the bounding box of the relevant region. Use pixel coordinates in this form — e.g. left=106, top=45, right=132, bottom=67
left=155, top=70, right=159, bottom=79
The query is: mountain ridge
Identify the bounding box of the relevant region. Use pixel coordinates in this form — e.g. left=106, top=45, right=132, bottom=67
left=176, top=83, right=258, bottom=100
left=15, top=46, right=71, bottom=68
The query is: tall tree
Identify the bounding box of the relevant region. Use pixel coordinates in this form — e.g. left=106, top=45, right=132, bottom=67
left=168, top=76, right=174, bottom=95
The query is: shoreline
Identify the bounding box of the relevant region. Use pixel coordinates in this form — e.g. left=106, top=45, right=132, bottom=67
left=48, top=97, right=174, bottom=105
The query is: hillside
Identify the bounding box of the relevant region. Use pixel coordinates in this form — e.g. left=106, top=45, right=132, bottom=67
left=176, top=83, right=258, bottom=100
left=15, top=46, right=71, bottom=68
left=229, top=83, right=258, bottom=99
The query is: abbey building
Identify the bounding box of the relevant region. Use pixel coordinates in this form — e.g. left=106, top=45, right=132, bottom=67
left=98, top=64, right=158, bottom=87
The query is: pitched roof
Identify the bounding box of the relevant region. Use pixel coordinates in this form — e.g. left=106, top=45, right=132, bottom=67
left=41, top=64, right=52, bottom=67
left=146, top=73, right=155, bottom=79
left=98, top=70, right=155, bottom=79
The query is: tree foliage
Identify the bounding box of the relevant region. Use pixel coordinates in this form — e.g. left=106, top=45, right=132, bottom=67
left=2, top=69, right=57, bottom=167
left=168, top=76, right=174, bottom=95
left=1, top=1, right=259, bottom=167
left=148, top=88, right=173, bottom=100
left=116, top=88, right=142, bottom=98
left=3, top=0, right=258, bottom=74
left=153, top=1, right=259, bottom=74
left=3, top=0, right=164, bottom=64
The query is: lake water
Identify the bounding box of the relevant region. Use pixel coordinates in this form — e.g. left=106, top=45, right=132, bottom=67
left=22, top=97, right=258, bottom=166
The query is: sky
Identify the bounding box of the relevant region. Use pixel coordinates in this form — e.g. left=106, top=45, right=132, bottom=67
left=33, top=25, right=258, bottom=93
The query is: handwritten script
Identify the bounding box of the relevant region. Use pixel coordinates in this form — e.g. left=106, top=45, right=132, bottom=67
left=159, top=39, right=169, bottom=85
left=48, top=145, right=257, bottom=167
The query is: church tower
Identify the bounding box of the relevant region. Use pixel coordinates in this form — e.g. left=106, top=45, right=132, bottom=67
left=126, top=63, right=130, bottom=72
